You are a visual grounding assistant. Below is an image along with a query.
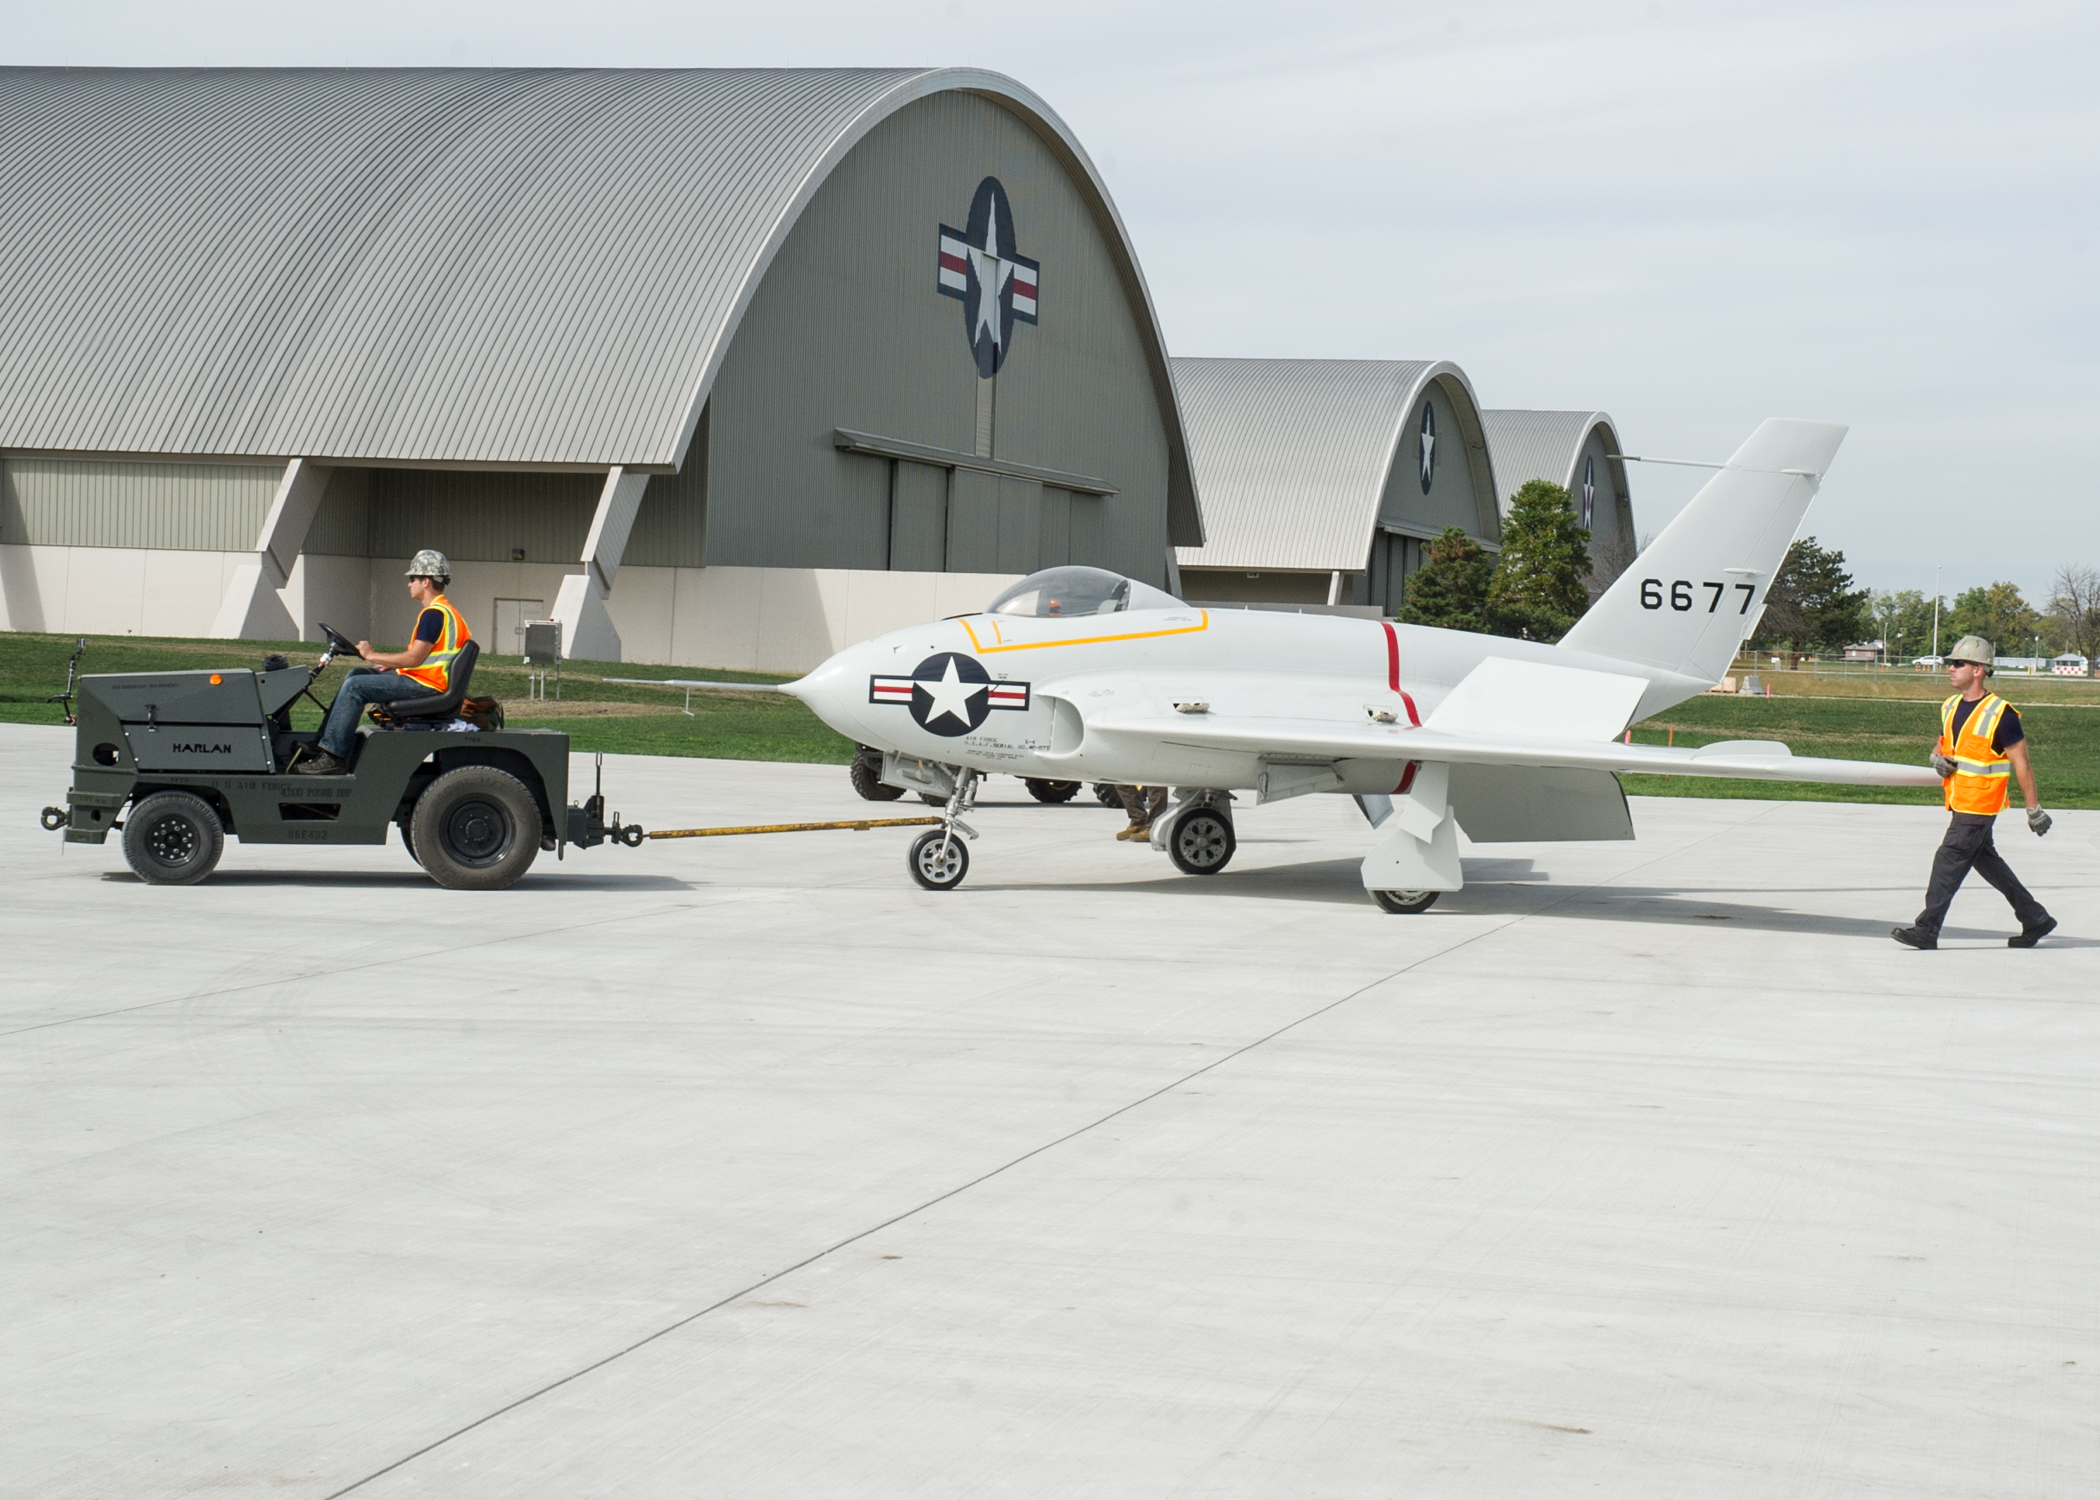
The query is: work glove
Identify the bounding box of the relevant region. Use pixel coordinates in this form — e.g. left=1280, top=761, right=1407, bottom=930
left=2028, top=807, right=2052, bottom=837
left=1930, top=751, right=1957, bottom=778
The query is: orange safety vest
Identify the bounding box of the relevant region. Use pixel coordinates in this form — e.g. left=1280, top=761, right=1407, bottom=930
left=1938, top=691, right=2013, bottom=816
left=399, top=595, right=469, bottom=692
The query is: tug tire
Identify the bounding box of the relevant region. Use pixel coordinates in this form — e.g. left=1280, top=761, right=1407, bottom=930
left=411, top=767, right=541, bottom=891
left=122, top=791, right=224, bottom=885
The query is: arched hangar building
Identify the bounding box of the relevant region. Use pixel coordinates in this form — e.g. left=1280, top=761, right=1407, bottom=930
left=0, top=68, right=1201, bottom=669
left=1477, top=410, right=1637, bottom=574
left=1170, top=359, right=1503, bottom=615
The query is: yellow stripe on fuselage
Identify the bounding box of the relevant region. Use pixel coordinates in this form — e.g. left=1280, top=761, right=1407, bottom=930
left=958, top=610, right=1211, bottom=654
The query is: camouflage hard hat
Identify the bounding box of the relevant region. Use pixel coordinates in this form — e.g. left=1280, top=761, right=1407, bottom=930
left=405, top=549, right=451, bottom=580
left=1947, top=635, right=1995, bottom=669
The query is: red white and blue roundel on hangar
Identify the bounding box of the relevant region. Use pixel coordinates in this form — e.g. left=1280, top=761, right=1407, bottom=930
left=939, top=177, right=1039, bottom=378
left=871, top=653, right=1030, bottom=737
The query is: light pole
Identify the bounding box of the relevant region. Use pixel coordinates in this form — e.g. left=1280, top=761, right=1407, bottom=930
left=1931, top=567, right=1940, bottom=660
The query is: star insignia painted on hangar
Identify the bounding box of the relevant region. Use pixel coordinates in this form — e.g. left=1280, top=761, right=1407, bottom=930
left=1417, top=402, right=1437, bottom=493
left=870, top=653, right=1031, bottom=737
left=938, top=177, right=1039, bottom=378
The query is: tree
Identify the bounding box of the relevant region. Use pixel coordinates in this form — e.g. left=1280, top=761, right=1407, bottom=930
left=1486, top=480, right=1592, bottom=641
left=1751, top=537, right=1870, bottom=652
left=1947, top=581, right=2041, bottom=658
left=1396, top=526, right=1493, bottom=633
left=1868, top=589, right=1944, bottom=663
left=1586, top=529, right=1648, bottom=608
left=2047, top=565, right=2100, bottom=672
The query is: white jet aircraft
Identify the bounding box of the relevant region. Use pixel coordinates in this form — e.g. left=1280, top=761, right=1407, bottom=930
left=784, top=419, right=1937, bottom=908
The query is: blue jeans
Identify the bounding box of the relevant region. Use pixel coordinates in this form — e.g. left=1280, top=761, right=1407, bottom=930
left=319, top=668, right=433, bottom=758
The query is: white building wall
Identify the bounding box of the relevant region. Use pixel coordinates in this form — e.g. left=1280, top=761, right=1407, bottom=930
left=0, top=544, right=254, bottom=636
left=2, top=543, right=1018, bottom=675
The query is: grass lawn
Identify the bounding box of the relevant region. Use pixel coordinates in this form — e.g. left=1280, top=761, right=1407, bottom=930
left=1727, top=665, right=2100, bottom=705
left=1625, top=693, right=2100, bottom=809
left=7, top=631, right=2096, bottom=808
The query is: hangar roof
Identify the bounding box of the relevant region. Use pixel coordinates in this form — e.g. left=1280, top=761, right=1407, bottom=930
left=1478, top=409, right=1627, bottom=513
left=0, top=67, right=1200, bottom=539
left=1170, top=358, right=1493, bottom=573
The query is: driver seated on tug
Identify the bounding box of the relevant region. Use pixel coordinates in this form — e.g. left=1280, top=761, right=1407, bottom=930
left=298, top=550, right=471, bottom=776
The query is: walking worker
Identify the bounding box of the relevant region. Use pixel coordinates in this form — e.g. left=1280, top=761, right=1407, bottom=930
left=1114, top=784, right=1169, bottom=842
left=1892, top=635, right=2056, bottom=949
left=298, top=550, right=471, bottom=775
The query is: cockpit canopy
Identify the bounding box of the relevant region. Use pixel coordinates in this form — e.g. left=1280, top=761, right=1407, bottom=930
left=986, top=566, right=1183, bottom=619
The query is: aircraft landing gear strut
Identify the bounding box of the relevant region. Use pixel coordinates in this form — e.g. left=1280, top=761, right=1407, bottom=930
left=907, top=767, right=980, bottom=891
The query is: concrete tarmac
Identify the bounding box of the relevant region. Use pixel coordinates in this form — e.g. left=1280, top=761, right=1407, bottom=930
left=1, top=721, right=2093, bottom=1497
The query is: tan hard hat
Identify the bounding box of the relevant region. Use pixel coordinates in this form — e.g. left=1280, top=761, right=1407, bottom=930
left=1947, top=635, right=1995, bottom=668
left=405, top=549, right=451, bottom=579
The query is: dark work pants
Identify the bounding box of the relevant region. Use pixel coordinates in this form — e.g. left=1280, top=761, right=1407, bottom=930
left=1915, top=814, right=2050, bottom=935
left=1116, top=785, right=1169, bottom=825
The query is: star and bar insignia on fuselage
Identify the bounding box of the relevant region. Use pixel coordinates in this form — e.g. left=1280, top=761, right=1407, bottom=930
left=871, top=652, right=1031, bottom=737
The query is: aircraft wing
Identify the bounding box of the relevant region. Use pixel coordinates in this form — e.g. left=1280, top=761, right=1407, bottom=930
left=1088, top=711, right=1939, bottom=788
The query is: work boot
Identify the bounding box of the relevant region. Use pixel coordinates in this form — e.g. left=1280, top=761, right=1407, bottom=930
left=295, top=749, right=349, bottom=776
left=1118, top=822, right=1151, bottom=843
left=1890, top=926, right=1937, bottom=951
left=2008, top=916, right=2058, bottom=949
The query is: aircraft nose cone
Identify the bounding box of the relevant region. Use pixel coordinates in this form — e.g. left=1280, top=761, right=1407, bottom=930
left=781, top=647, right=872, bottom=742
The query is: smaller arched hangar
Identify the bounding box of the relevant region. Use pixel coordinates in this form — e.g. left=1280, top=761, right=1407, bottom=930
left=1171, top=359, right=1501, bottom=615
left=1479, top=410, right=1637, bottom=578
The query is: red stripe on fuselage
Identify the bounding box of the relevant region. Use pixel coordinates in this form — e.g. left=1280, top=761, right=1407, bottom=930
left=1379, top=621, right=1422, bottom=726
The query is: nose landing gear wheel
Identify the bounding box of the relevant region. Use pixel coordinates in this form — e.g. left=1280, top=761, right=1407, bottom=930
left=1167, top=809, right=1236, bottom=875
left=1370, top=889, right=1439, bottom=914
left=908, top=829, right=969, bottom=890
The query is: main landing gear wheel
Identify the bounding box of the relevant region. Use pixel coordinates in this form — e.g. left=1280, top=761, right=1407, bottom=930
left=1167, top=809, right=1236, bottom=876
left=907, top=829, right=969, bottom=891
left=1370, top=889, right=1440, bottom=915
left=849, top=755, right=904, bottom=802
left=122, top=790, right=224, bottom=885
left=411, top=766, right=541, bottom=891
left=1092, top=783, right=1122, bottom=807
left=1024, top=778, right=1081, bottom=804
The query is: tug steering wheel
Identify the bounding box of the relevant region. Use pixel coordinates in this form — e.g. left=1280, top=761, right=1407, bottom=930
left=317, top=622, right=363, bottom=663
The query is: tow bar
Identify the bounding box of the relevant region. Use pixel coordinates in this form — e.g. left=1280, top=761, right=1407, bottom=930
left=647, top=816, right=941, bottom=840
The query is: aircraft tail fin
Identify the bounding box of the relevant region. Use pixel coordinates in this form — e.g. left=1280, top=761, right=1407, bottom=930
left=1558, top=419, right=1846, bottom=687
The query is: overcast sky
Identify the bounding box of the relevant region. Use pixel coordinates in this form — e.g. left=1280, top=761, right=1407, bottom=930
left=13, top=1, right=2097, bottom=605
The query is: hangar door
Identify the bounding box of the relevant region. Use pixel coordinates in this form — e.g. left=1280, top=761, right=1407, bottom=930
left=1367, top=530, right=1421, bottom=615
